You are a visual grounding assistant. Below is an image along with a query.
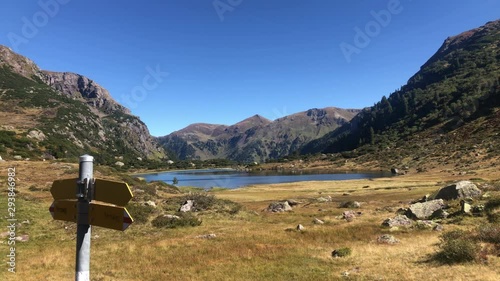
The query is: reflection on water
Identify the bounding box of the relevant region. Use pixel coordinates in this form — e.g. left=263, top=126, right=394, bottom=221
left=138, top=169, right=390, bottom=189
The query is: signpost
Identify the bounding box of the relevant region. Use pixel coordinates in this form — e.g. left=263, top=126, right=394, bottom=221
left=49, top=154, right=134, bottom=281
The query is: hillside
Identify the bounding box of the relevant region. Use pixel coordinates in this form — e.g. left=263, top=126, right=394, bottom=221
left=0, top=45, right=165, bottom=166
left=301, top=20, right=500, bottom=171
left=158, top=107, right=360, bottom=162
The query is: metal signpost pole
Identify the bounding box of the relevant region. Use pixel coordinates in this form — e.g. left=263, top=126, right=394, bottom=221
left=75, top=154, right=93, bottom=281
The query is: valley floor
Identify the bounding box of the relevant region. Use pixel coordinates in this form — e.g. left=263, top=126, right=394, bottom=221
left=0, top=160, right=499, bottom=281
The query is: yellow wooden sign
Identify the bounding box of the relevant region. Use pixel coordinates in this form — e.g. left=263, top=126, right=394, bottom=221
left=49, top=200, right=77, bottom=223
left=94, top=179, right=133, bottom=206
left=89, top=202, right=134, bottom=231
left=50, top=178, right=78, bottom=200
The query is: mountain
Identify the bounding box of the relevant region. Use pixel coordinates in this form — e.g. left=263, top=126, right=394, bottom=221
left=301, top=20, right=500, bottom=169
left=158, top=107, right=360, bottom=162
left=0, top=45, right=165, bottom=166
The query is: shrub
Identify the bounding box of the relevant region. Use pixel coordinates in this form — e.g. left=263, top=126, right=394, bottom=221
left=332, top=247, right=352, bottom=258
left=152, top=213, right=201, bottom=228
left=435, top=230, right=480, bottom=264
left=485, top=197, right=500, bottom=223
left=127, top=204, right=155, bottom=224
left=476, top=224, right=500, bottom=244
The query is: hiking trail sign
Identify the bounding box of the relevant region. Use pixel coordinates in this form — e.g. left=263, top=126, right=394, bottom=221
left=48, top=155, right=134, bottom=281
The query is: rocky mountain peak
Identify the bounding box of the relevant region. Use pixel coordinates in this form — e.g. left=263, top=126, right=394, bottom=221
left=42, top=70, right=130, bottom=114
left=0, top=45, right=45, bottom=81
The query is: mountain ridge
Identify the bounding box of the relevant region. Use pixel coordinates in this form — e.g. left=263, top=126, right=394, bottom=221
left=158, top=107, right=360, bottom=162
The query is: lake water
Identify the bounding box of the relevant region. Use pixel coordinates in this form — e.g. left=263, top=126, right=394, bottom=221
left=138, top=169, right=390, bottom=189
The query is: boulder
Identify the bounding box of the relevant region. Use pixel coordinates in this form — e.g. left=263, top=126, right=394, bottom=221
left=377, top=234, right=399, bottom=244
left=267, top=201, right=292, bottom=212
left=162, top=214, right=180, bottom=220
left=296, top=224, right=305, bottom=231
left=340, top=201, right=361, bottom=208
left=461, top=200, right=472, bottom=214
left=431, top=209, right=449, bottom=219
left=382, top=215, right=412, bottom=228
left=434, top=181, right=482, bottom=201
left=179, top=200, right=194, bottom=212
left=144, top=200, right=156, bottom=208
left=114, top=161, right=125, bottom=167
left=14, top=155, right=22, bottom=160
left=342, top=210, right=357, bottom=222
left=391, top=168, right=400, bottom=175
left=313, top=218, right=325, bottom=225
left=196, top=234, right=217, bottom=239
left=286, top=199, right=301, bottom=206
left=406, top=199, right=446, bottom=220
left=27, top=129, right=46, bottom=141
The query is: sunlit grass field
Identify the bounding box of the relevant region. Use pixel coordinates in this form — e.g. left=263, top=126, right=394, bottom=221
left=0, top=161, right=499, bottom=280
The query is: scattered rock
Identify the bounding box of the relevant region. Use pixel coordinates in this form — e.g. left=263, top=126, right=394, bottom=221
left=413, top=220, right=438, bottom=230
left=342, top=210, right=357, bottom=222
left=144, top=200, right=156, bottom=208
left=114, top=161, right=125, bottom=167
left=317, top=196, right=331, bottom=202
left=296, top=224, right=305, bottom=231
left=267, top=201, right=293, bottom=212
left=196, top=234, right=217, bottom=239
left=434, top=181, right=482, bottom=201
left=460, top=200, right=472, bottom=214
left=313, top=218, right=325, bottom=225
left=431, top=209, right=449, bottom=219
left=179, top=200, right=194, bottom=212
left=340, top=201, right=361, bottom=208
left=406, top=199, right=447, bottom=220
left=27, top=129, right=46, bottom=141
left=15, top=235, right=29, bottom=242
left=286, top=199, right=301, bottom=206
left=163, top=214, right=180, bottom=220
left=433, top=224, right=444, bottom=232
left=382, top=215, right=412, bottom=228
left=377, top=234, right=399, bottom=244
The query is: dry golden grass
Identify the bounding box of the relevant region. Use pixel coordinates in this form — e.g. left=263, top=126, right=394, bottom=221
left=0, top=160, right=499, bottom=280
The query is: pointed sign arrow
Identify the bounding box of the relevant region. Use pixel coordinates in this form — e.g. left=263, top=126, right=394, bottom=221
left=93, top=179, right=133, bottom=206
left=49, top=200, right=78, bottom=223
left=50, top=178, right=78, bottom=200
left=89, top=202, right=134, bottom=231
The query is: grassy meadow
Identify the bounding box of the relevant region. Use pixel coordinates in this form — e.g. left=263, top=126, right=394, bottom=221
left=0, top=161, right=499, bottom=280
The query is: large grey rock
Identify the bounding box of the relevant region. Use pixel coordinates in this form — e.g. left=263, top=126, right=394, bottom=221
left=342, top=210, right=357, bottom=222
left=382, top=215, right=413, bottom=228
left=179, top=200, right=194, bottom=212
left=313, top=218, right=325, bottom=225
left=406, top=199, right=447, bottom=220
left=434, top=181, right=482, bottom=201
left=267, top=201, right=292, bottom=212
left=27, top=129, right=46, bottom=141
left=377, top=234, right=399, bottom=244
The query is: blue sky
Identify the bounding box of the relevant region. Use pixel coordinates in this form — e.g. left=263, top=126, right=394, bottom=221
left=1, top=1, right=499, bottom=136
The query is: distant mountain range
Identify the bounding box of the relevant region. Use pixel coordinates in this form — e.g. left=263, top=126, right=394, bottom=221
left=158, top=107, right=360, bottom=162
left=0, top=45, right=165, bottom=166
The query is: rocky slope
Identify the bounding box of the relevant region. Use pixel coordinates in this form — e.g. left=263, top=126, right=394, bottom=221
left=0, top=45, right=165, bottom=166
left=158, top=107, right=360, bottom=162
